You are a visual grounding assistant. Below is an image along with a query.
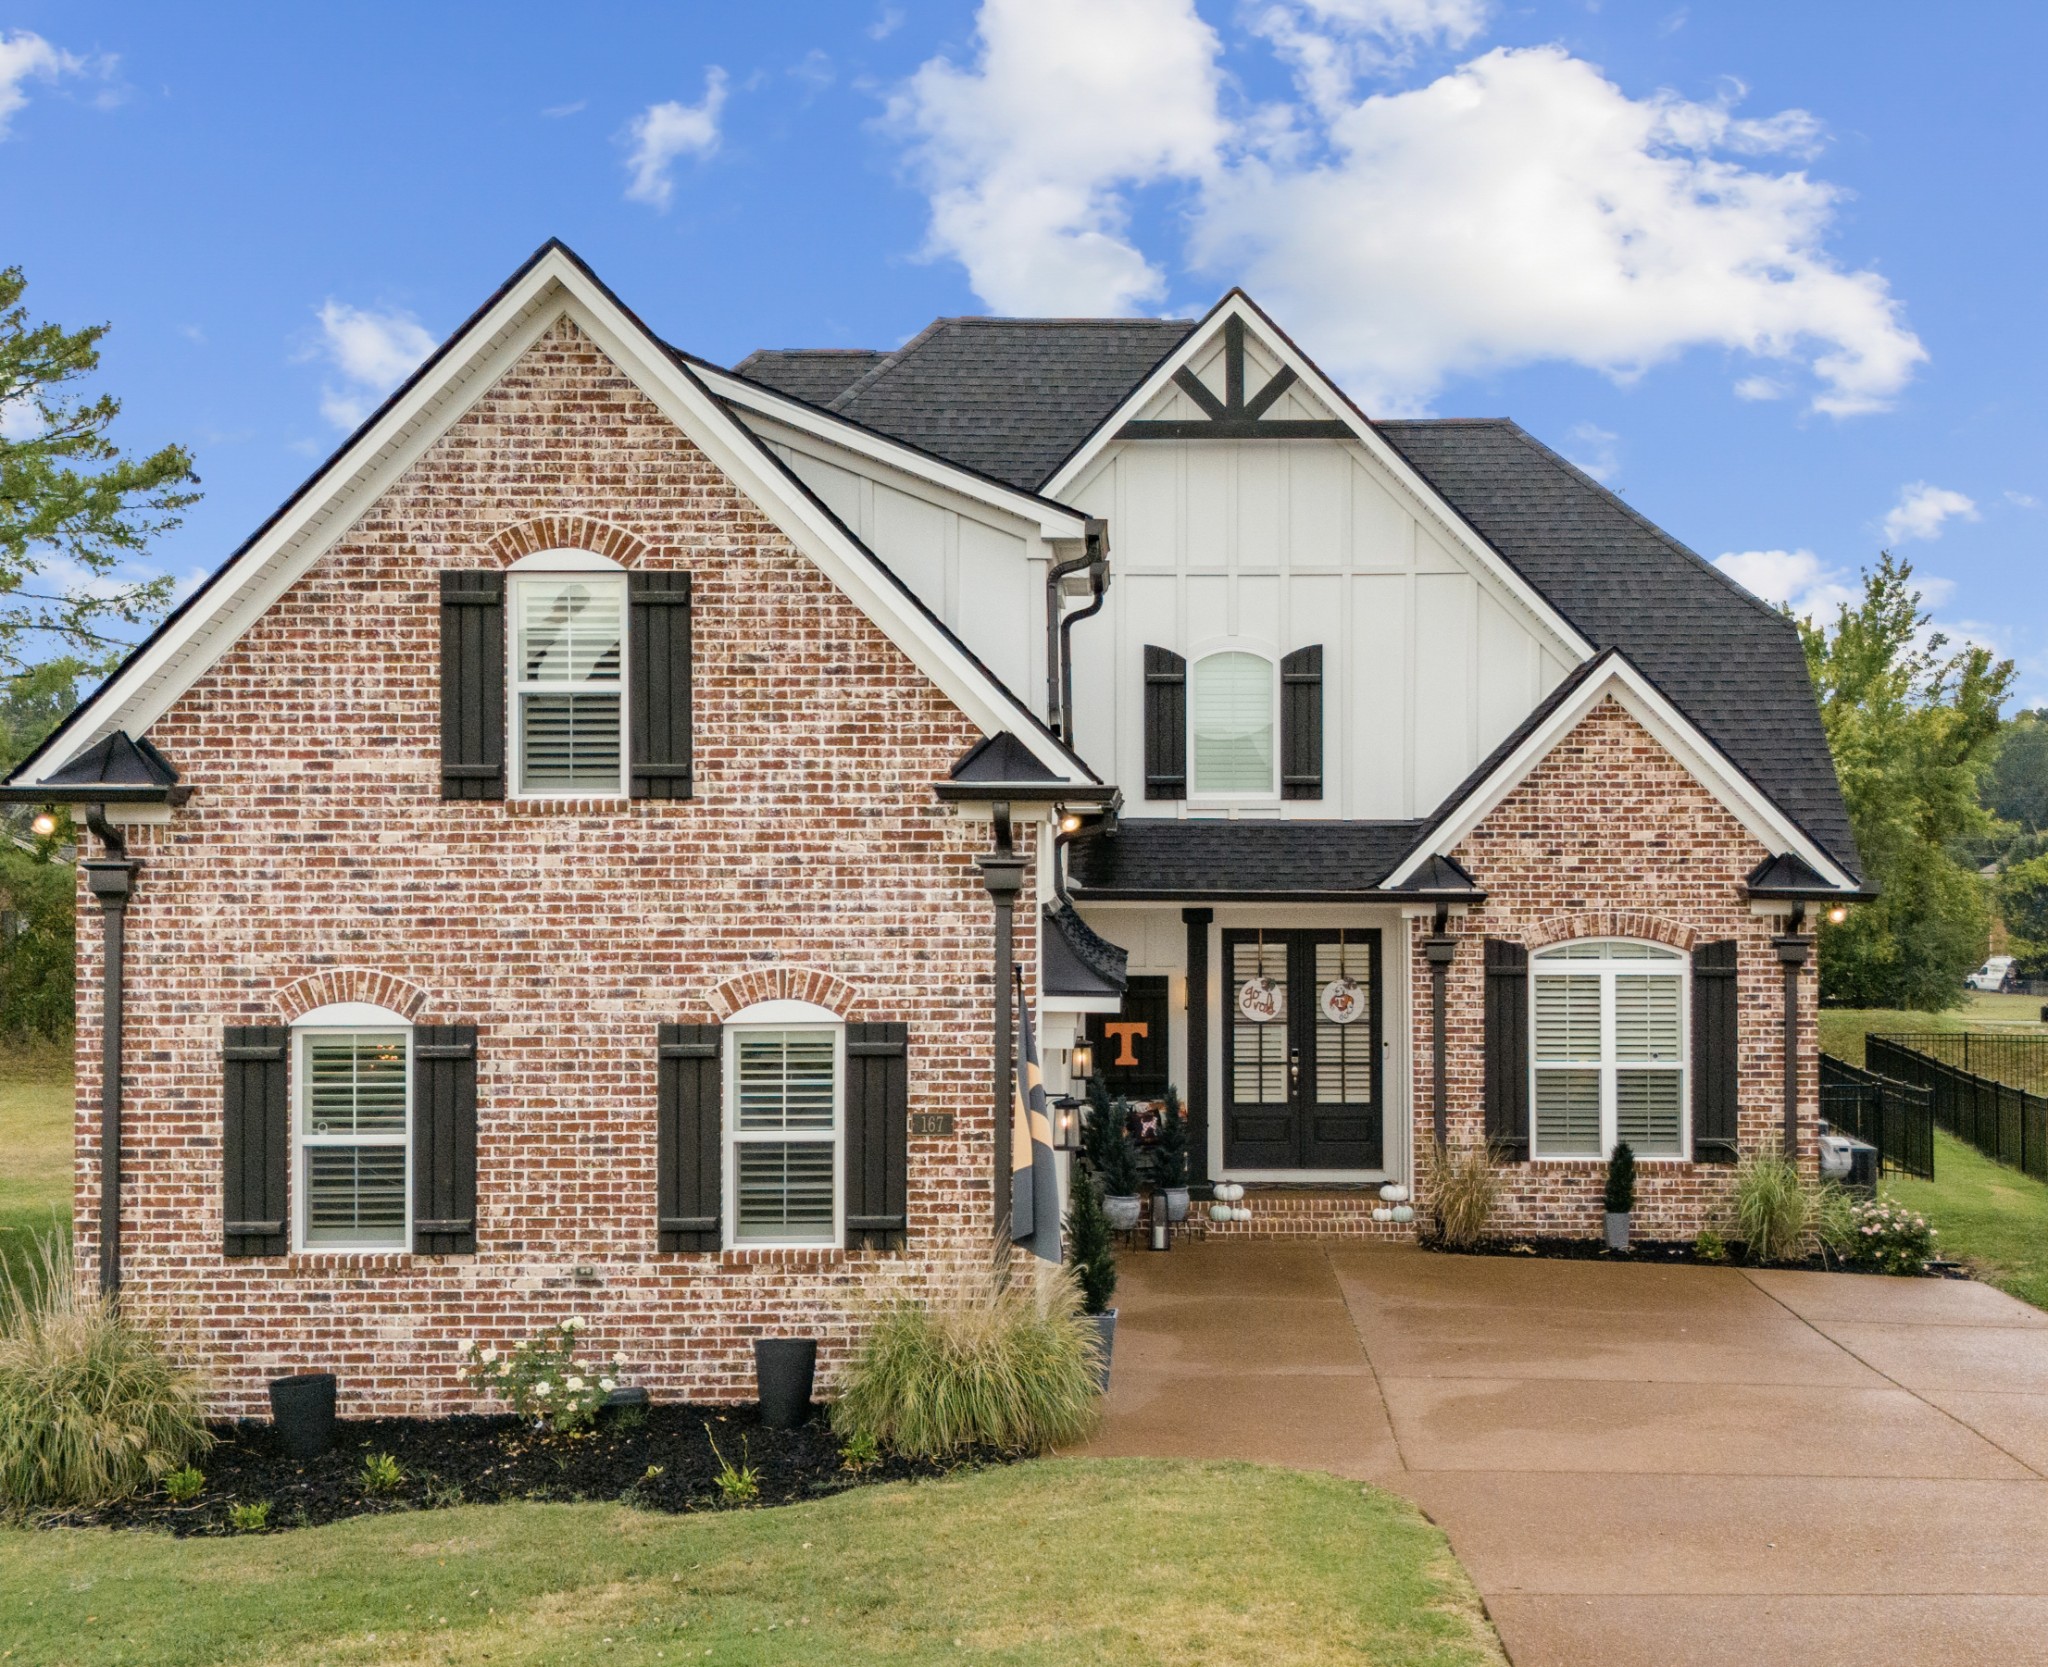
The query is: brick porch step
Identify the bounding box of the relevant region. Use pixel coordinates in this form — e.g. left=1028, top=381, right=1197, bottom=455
left=1196, top=1186, right=1419, bottom=1240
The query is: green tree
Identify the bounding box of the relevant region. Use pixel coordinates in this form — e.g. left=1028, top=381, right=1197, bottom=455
left=1801, top=553, right=2012, bottom=1009
left=1998, top=854, right=2048, bottom=978
left=1985, top=709, right=2048, bottom=837
left=2, top=264, right=198, bottom=678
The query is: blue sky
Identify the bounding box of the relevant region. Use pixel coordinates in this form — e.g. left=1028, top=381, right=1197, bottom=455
left=5, top=1, right=2044, bottom=700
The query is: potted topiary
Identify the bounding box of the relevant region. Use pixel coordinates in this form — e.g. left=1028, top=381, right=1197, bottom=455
left=1092, top=1099, right=1142, bottom=1232
left=1154, top=1087, right=1190, bottom=1222
left=1066, top=1165, right=1119, bottom=1390
left=1604, top=1141, right=1636, bottom=1251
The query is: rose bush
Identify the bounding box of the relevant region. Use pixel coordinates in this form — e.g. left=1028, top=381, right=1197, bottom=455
left=457, top=1319, right=627, bottom=1432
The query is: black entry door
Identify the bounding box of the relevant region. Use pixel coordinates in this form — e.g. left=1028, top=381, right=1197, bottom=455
left=1222, top=929, right=1381, bottom=1169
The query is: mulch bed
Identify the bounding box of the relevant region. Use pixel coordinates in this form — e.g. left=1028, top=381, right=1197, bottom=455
left=1423, top=1234, right=1971, bottom=1278
left=38, top=1403, right=1008, bottom=1537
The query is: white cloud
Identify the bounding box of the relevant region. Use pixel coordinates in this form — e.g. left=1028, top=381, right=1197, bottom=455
left=891, top=9, right=1927, bottom=416
left=887, top=0, right=1230, bottom=315
left=870, top=5, right=908, bottom=40
left=1733, top=375, right=1785, bottom=401
left=2006, top=490, right=2040, bottom=510
left=1882, top=481, right=1978, bottom=546
left=310, top=301, right=436, bottom=431
left=1563, top=421, right=1619, bottom=483
left=541, top=99, right=587, bottom=119
left=0, top=29, right=84, bottom=138
left=623, top=70, right=729, bottom=209
left=1714, top=548, right=1860, bottom=621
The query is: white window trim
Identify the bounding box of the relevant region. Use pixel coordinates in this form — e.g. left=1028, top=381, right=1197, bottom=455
left=1187, top=644, right=1281, bottom=806
left=722, top=999, right=846, bottom=1251
left=291, top=1001, right=412, bottom=1255
left=507, top=559, right=629, bottom=800
left=1529, top=942, right=1690, bottom=1163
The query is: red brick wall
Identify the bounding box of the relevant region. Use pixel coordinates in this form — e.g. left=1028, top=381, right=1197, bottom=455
left=1409, top=695, right=1817, bottom=1239
left=72, top=317, right=1031, bottom=1416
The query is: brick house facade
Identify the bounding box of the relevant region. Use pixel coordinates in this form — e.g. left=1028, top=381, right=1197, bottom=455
left=9, top=245, right=1864, bottom=1413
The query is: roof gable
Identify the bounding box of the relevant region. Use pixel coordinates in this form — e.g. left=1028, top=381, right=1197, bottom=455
left=13, top=242, right=1097, bottom=790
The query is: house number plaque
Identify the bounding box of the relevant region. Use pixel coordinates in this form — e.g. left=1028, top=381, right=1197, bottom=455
left=910, top=1113, right=955, bottom=1136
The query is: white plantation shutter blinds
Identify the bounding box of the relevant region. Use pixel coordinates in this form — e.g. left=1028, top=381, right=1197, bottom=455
left=1191, top=652, right=1274, bottom=795
left=1614, top=977, right=1682, bottom=1061
left=1534, top=976, right=1601, bottom=1062
left=731, top=1030, right=838, bottom=1244
left=1530, top=943, right=1688, bottom=1159
left=300, top=1032, right=409, bottom=1248
left=515, top=577, right=623, bottom=791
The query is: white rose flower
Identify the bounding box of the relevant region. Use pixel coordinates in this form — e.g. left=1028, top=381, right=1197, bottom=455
left=462, top=1338, right=479, bottom=1356
left=534, top=1381, right=551, bottom=1398
left=497, top=1359, right=511, bottom=1376
left=612, top=1352, right=626, bottom=1367
left=599, top=1377, right=616, bottom=1394
left=480, top=1346, right=497, bottom=1364
left=564, top=1317, right=585, bottom=1333
left=565, top=1375, right=585, bottom=1392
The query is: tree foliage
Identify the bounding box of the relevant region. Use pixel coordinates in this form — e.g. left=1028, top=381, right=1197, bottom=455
left=1985, top=708, right=2048, bottom=838
left=1801, top=553, right=2011, bottom=1009
left=1998, top=854, right=2048, bottom=978
left=1, top=264, right=198, bottom=678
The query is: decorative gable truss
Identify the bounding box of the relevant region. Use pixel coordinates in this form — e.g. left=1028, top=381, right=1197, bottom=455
left=7, top=241, right=1099, bottom=799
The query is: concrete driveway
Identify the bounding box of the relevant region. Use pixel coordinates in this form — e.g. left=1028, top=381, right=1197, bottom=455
left=1082, top=1241, right=2048, bottom=1667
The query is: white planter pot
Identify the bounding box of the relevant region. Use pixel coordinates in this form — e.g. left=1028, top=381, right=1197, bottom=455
left=1088, top=1309, right=1117, bottom=1392
left=1164, top=1186, right=1190, bottom=1224
left=1104, top=1195, right=1142, bottom=1232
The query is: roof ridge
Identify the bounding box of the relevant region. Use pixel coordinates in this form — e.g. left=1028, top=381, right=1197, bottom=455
left=826, top=319, right=951, bottom=411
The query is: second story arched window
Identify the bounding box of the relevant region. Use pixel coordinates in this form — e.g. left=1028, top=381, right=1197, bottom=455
left=1190, top=649, right=1276, bottom=798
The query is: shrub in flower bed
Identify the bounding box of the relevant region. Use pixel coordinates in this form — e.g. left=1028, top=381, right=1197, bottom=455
left=458, top=1319, right=623, bottom=1432
left=1841, top=1196, right=1938, bottom=1275
left=28, top=1402, right=1010, bottom=1536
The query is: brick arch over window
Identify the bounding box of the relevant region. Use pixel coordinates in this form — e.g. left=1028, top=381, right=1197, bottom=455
left=706, top=967, right=861, bottom=1022
left=1523, top=912, right=1697, bottom=954
left=484, top=515, right=650, bottom=570
left=272, top=968, right=436, bottom=1024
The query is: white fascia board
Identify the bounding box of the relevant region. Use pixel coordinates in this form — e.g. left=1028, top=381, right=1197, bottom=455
left=1383, top=658, right=1856, bottom=891
left=25, top=247, right=1092, bottom=789
left=699, top=366, right=1092, bottom=543
left=1040, top=292, right=1592, bottom=665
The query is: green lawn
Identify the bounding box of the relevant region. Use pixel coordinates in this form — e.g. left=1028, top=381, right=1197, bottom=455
left=1817, top=990, right=2048, bottom=1068
left=0, top=1039, right=71, bottom=1296
left=0, top=1459, right=1504, bottom=1667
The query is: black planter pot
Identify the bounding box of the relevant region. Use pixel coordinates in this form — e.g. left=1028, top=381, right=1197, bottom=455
left=754, top=1338, right=817, bottom=1429
left=269, top=1372, right=337, bottom=1460
left=603, top=1385, right=651, bottom=1420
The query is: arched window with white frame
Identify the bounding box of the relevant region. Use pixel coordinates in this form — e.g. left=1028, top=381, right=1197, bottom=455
left=1189, top=648, right=1277, bottom=799
left=1530, top=940, right=1688, bottom=1160
left=293, top=1002, right=411, bottom=1251
left=725, top=1000, right=845, bottom=1248
left=508, top=549, right=626, bottom=796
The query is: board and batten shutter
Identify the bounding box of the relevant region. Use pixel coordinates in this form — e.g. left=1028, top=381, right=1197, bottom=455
left=629, top=570, right=693, bottom=800
left=1143, top=646, right=1186, bottom=800
left=1483, top=940, right=1530, bottom=1161
left=223, top=1026, right=290, bottom=1256
left=844, top=1022, right=909, bottom=1250
left=439, top=571, right=505, bottom=800
left=1691, top=939, right=1740, bottom=1162
left=657, top=1023, right=722, bottom=1251
left=1280, top=645, right=1324, bottom=801
left=412, top=1026, right=478, bottom=1254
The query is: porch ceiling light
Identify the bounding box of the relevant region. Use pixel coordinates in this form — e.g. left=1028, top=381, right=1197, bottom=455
left=1059, top=812, right=1083, bottom=834
left=1826, top=905, right=1849, bottom=926
left=1069, top=1041, right=1094, bottom=1081
left=29, top=812, right=57, bottom=838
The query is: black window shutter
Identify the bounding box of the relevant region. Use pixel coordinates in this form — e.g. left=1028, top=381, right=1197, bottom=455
left=223, top=1026, right=289, bottom=1256
left=658, top=1023, right=721, bottom=1251
left=629, top=571, right=693, bottom=800
left=1281, top=645, right=1324, bottom=800
left=439, top=571, right=505, bottom=800
left=844, top=1022, right=909, bottom=1250
left=1692, top=940, right=1740, bottom=1162
left=1143, top=646, right=1186, bottom=800
left=1483, top=939, right=1530, bottom=1161
left=412, top=1026, right=478, bottom=1254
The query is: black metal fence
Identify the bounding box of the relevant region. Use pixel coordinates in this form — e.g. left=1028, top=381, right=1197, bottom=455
left=1818, top=1053, right=1935, bottom=1180
left=1867, top=1035, right=2048, bottom=1182
left=1880, top=1031, right=2048, bottom=1097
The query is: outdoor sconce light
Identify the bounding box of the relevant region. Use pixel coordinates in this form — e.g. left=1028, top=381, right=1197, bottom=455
left=1069, top=1041, right=1094, bottom=1082
left=1826, top=906, right=1849, bottom=926
left=1059, top=812, right=1084, bottom=834
left=1052, top=1096, right=1084, bottom=1154
left=1149, top=1186, right=1171, bottom=1252
left=29, top=813, right=57, bottom=838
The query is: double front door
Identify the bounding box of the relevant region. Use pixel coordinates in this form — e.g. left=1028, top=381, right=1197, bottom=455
left=1223, top=928, right=1382, bottom=1170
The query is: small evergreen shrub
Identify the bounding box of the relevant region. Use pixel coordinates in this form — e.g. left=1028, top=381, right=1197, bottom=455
left=457, top=1320, right=626, bottom=1432
left=1153, top=1087, right=1188, bottom=1189
left=1064, top=1165, right=1118, bottom=1317
left=0, top=1235, right=211, bottom=1512
left=832, top=1250, right=1102, bottom=1458
left=1603, top=1143, right=1637, bottom=1215
left=1092, top=1101, right=1141, bottom=1198
left=1429, top=1141, right=1500, bottom=1251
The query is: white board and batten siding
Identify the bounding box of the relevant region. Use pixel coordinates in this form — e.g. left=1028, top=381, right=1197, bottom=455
left=1063, top=426, right=1577, bottom=821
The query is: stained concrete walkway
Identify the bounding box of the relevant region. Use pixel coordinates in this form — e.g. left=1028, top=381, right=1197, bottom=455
left=1082, top=1241, right=2048, bottom=1667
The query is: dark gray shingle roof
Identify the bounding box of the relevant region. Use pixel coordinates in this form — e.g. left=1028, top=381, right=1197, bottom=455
left=1375, top=419, right=1858, bottom=878
left=1068, top=821, right=1426, bottom=900
left=732, top=349, right=889, bottom=406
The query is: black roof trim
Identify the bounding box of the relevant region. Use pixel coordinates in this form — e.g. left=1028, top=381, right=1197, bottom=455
left=1068, top=818, right=1427, bottom=899
left=1747, top=850, right=1874, bottom=901
left=1043, top=902, right=1129, bottom=999
left=1386, top=852, right=1485, bottom=899
left=46, top=731, right=179, bottom=788
left=949, top=732, right=1060, bottom=783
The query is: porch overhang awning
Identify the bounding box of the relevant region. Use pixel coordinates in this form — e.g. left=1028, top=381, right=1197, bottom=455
left=1382, top=851, right=1488, bottom=906
left=1745, top=850, right=1877, bottom=904
left=932, top=731, right=1116, bottom=806
left=1042, top=901, right=1128, bottom=1001
left=0, top=731, right=188, bottom=806
left=1065, top=818, right=1426, bottom=902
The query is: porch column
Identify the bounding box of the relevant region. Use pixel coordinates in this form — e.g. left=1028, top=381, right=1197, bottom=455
left=84, top=833, right=140, bottom=1298
left=1182, top=907, right=1212, bottom=1189
left=979, top=808, right=1026, bottom=1238
left=1774, top=927, right=1812, bottom=1156
left=1423, top=927, right=1458, bottom=1149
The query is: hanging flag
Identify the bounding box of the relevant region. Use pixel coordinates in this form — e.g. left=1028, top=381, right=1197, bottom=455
left=1011, top=968, right=1062, bottom=1262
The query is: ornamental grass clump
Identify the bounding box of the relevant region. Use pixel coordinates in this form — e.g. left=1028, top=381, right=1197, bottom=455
left=1428, top=1141, right=1501, bottom=1251
left=0, top=1235, right=211, bottom=1512
left=832, top=1248, right=1102, bottom=1459
left=1728, top=1149, right=1848, bottom=1265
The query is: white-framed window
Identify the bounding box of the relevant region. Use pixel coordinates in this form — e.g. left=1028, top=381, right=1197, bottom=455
left=1190, top=649, right=1277, bottom=798
left=725, top=1000, right=843, bottom=1248
left=1531, top=940, right=1687, bottom=1161
left=509, top=555, right=626, bottom=796
left=294, top=1002, right=411, bottom=1251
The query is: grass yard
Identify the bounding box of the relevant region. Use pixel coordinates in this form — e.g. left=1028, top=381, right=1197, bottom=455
left=1817, top=989, right=2048, bottom=1067
left=1888, top=1131, right=2048, bottom=1312
left=0, top=1459, right=1505, bottom=1667
left=0, top=1039, right=71, bottom=1297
